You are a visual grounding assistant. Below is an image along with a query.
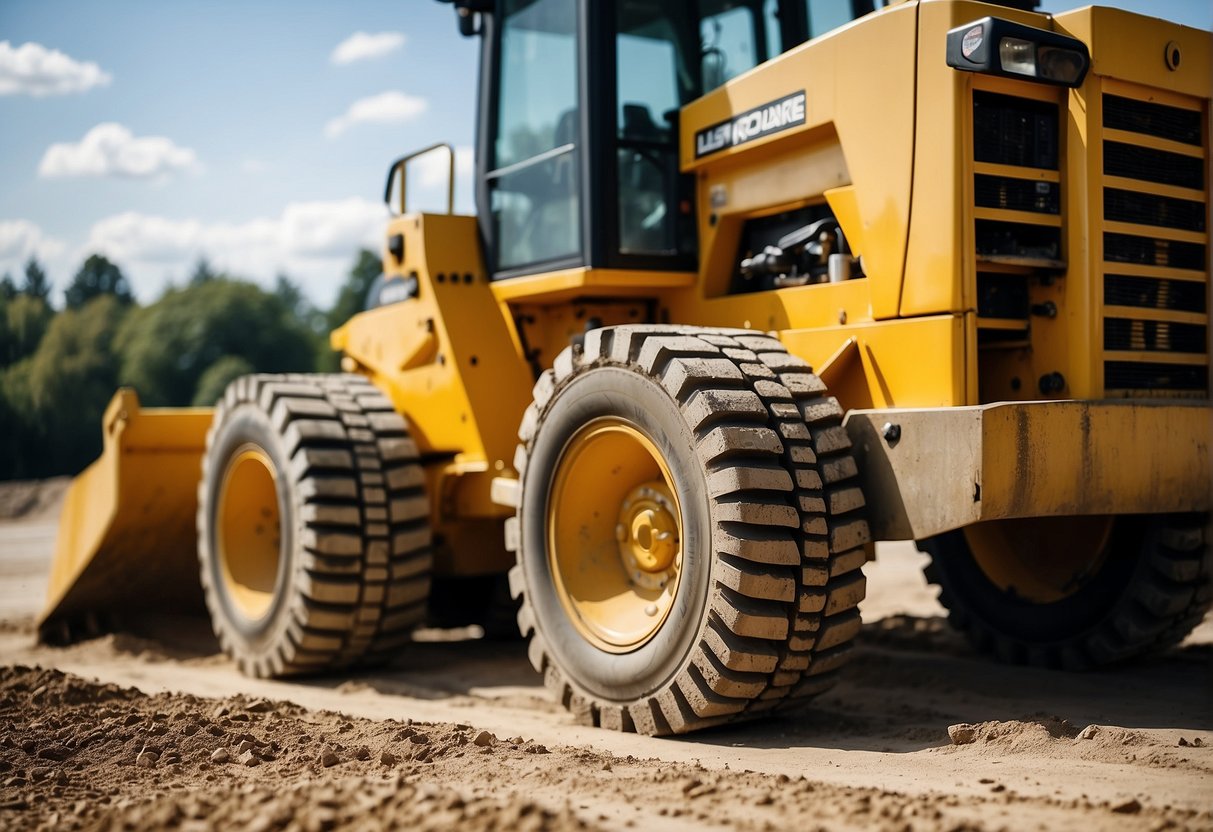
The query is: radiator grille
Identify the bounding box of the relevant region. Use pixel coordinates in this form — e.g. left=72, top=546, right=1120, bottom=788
left=1104, top=188, right=1206, bottom=232
left=974, top=91, right=1059, bottom=169
left=1104, top=273, right=1206, bottom=314
left=1100, top=91, right=1209, bottom=398
left=1104, top=141, right=1204, bottom=190
left=1104, top=232, right=1206, bottom=271
left=1105, top=318, right=1207, bottom=353
left=1104, top=94, right=1203, bottom=146
left=975, top=174, right=1059, bottom=214
left=1104, top=361, right=1207, bottom=392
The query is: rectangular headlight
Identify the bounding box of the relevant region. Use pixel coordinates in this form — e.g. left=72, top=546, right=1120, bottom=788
left=947, top=17, right=1090, bottom=88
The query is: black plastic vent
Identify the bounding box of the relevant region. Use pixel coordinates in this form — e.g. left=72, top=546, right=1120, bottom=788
left=1104, top=318, right=1207, bottom=353
left=1104, top=141, right=1205, bottom=190
left=974, top=92, right=1059, bottom=170
left=977, top=220, right=1061, bottom=261
left=1105, top=361, right=1207, bottom=391
left=977, top=272, right=1029, bottom=319
left=1104, top=232, right=1206, bottom=271
left=975, top=175, right=1060, bottom=214
left=1104, top=188, right=1206, bottom=232
left=1103, top=94, right=1203, bottom=146
left=1104, top=273, right=1207, bottom=314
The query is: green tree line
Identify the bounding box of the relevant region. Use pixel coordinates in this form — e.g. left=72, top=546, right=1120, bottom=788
left=0, top=250, right=381, bottom=480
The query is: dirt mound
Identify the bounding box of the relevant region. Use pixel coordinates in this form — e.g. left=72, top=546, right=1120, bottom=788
left=2, top=665, right=1209, bottom=832
left=0, top=666, right=569, bottom=831
left=943, top=715, right=1213, bottom=775
left=0, top=478, right=67, bottom=523
left=945, top=714, right=1080, bottom=751
left=91, top=776, right=592, bottom=832
left=0, top=665, right=140, bottom=708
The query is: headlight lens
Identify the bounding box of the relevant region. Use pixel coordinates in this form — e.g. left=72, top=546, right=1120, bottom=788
left=1036, top=45, right=1087, bottom=85
left=999, top=37, right=1036, bottom=77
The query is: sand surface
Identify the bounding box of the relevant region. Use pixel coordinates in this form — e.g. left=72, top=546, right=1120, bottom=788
left=0, top=484, right=1210, bottom=831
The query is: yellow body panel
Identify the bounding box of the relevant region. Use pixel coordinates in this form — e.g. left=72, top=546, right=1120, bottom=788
left=680, top=1, right=918, bottom=320
left=781, top=314, right=969, bottom=409
left=489, top=267, right=693, bottom=304
left=332, top=213, right=534, bottom=574
left=41, top=390, right=211, bottom=636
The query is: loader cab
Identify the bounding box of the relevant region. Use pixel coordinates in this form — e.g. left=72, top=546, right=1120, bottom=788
left=461, top=0, right=882, bottom=280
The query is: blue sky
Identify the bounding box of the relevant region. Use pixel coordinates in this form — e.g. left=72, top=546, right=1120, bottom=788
left=0, top=0, right=1208, bottom=306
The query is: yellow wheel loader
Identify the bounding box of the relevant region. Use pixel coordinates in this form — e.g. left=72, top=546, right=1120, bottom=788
left=42, top=0, right=1211, bottom=734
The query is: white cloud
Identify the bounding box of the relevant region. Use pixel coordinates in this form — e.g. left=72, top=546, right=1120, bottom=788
left=84, top=198, right=389, bottom=305
left=325, top=91, right=427, bottom=138
left=0, top=40, right=111, bottom=97
left=0, top=220, right=69, bottom=295
left=330, top=31, right=405, bottom=65
left=0, top=219, right=66, bottom=265
left=39, top=123, right=199, bottom=181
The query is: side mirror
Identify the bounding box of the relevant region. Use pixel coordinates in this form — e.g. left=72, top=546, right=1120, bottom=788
left=457, top=7, right=481, bottom=37
left=436, top=0, right=491, bottom=38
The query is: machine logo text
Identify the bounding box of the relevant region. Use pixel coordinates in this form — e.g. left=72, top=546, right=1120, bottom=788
left=694, top=91, right=807, bottom=158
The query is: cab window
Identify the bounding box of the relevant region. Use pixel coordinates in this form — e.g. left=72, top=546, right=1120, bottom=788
left=615, top=3, right=697, bottom=256
left=489, top=0, right=581, bottom=272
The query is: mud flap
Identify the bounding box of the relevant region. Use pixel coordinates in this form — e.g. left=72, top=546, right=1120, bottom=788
left=38, top=389, right=213, bottom=643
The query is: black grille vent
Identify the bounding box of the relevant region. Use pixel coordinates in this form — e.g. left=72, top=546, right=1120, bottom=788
left=1103, top=94, right=1203, bottom=146
left=978, top=220, right=1061, bottom=262
left=1100, top=90, right=1208, bottom=398
left=1104, top=141, right=1205, bottom=190
left=1105, top=361, right=1207, bottom=391
left=1104, top=274, right=1207, bottom=314
left=974, top=92, right=1059, bottom=170
left=1105, top=318, right=1207, bottom=353
left=1104, top=188, right=1206, bottom=232
left=975, top=175, right=1060, bottom=214
left=977, top=272, right=1029, bottom=318
left=1104, top=232, right=1206, bottom=271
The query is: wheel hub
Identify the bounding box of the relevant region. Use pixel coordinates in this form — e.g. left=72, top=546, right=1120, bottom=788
left=617, top=482, right=679, bottom=586
left=216, top=446, right=282, bottom=621
left=548, top=418, right=683, bottom=653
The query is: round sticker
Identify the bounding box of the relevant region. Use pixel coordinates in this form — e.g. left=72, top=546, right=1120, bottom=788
left=961, top=25, right=984, bottom=59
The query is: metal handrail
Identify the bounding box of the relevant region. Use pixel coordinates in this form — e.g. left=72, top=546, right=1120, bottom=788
left=383, top=142, right=455, bottom=215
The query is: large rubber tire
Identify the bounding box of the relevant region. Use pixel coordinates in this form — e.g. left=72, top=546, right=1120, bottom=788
left=920, top=514, right=1211, bottom=669
left=507, top=326, right=869, bottom=735
left=198, top=373, right=432, bottom=677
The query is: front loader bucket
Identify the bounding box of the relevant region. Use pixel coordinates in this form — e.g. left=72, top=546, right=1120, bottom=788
left=38, top=388, right=214, bottom=643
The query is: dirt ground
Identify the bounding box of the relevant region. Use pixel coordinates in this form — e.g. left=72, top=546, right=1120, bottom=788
left=0, top=484, right=1210, bottom=831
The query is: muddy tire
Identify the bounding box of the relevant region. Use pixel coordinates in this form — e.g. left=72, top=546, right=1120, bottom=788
left=920, top=514, right=1211, bottom=669
left=505, top=326, right=868, bottom=735
left=197, top=373, right=431, bottom=677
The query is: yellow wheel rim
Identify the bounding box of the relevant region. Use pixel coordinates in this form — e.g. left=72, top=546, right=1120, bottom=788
left=963, top=516, right=1115, bottom=604
left=547, top=417, right=683, bottom=653
left=217, top=446, right=282, bottom=621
